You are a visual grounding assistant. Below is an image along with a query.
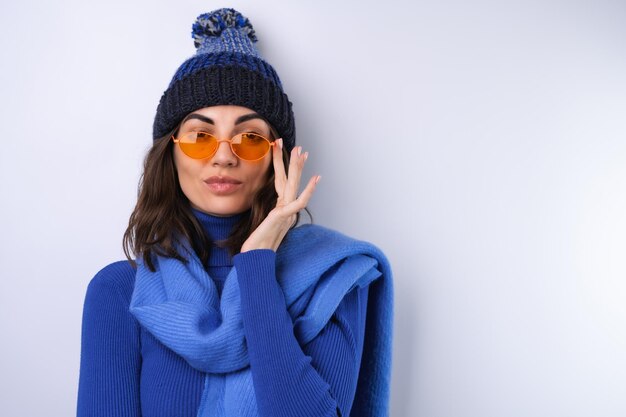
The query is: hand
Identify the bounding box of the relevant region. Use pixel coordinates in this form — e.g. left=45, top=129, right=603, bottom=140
left=240, top=138, right=321, bottom=253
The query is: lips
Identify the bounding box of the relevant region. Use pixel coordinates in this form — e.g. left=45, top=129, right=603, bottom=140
left=203, top=176, right=243, bottom=195
left=204, top=176, right=242, bottom=185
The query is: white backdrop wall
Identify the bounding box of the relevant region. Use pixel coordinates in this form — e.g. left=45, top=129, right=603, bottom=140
left=1, top=1, right=625, bottom=416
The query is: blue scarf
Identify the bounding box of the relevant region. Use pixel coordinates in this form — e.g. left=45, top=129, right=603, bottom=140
left=129, top=223, right=393, bottom=417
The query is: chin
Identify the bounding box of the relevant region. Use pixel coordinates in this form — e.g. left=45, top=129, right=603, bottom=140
left=195, top=200, right=250, bottom=217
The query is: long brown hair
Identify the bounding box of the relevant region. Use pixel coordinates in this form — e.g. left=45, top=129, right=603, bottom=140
left=123, top=120, right=310, bottom=272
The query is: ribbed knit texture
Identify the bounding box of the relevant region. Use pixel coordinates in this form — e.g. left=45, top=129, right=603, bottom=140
left=77, top=208, right=391, bottom=417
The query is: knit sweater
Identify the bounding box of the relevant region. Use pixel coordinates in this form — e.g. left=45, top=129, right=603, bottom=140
left=77, top=208, right=370, bottom=417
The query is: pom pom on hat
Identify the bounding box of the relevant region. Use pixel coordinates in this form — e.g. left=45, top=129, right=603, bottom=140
left=192, top=8, right=257, bottom=49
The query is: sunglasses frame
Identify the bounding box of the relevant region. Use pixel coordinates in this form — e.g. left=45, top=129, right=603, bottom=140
left=171, top=131, right=276, bottom=162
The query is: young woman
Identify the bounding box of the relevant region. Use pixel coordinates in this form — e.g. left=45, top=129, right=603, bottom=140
left=77, top=8, right=393, bottom=417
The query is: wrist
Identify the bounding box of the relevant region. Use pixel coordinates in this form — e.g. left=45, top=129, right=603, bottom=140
left=240, top=242, right=277, bottom=253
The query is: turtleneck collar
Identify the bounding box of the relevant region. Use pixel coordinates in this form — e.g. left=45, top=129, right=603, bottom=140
left=191, top=207, right=246, bottom=241
left=191, top=207, right=247, bottom=267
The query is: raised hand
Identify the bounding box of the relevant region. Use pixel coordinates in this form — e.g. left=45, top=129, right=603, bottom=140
left=240, top=138, right=320, bottom=253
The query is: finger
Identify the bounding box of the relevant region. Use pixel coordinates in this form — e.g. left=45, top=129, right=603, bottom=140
left=273, top=138, right=287, bottom=196
left=294, top=175, right=320, bottom=209
left=283, top=146, right=306, bottom=203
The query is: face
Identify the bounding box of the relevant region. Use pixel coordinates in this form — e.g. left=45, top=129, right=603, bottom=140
left=172, top=105, right=273, bottom=216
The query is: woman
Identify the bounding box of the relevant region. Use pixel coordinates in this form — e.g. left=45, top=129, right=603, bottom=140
left=77, top=8, right=393, bottom=417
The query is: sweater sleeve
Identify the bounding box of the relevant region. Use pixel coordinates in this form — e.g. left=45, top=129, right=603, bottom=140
left=76, top=262, right=142, bottom=417
left=233, top=249, right=369, bottom=417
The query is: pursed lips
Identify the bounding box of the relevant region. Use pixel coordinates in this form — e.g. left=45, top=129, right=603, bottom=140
left=204, top=176, right=243, bottom=184
left=202, top=176, right=244, bottom=195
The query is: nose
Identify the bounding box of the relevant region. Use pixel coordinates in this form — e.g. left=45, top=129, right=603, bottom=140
left=210, top=140, right=238, bottom=167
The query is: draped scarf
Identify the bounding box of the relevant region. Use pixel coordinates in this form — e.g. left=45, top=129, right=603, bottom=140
left=129, top=223, right=393, bottom=417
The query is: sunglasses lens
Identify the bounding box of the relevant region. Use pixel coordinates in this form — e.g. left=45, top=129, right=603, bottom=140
left=232, top=133, right=271, bottom=161
left=178, top=132, right=217, bottom=159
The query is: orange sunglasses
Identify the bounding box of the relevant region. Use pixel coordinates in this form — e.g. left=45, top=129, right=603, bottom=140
left=171, top=131, right=276, bottom=161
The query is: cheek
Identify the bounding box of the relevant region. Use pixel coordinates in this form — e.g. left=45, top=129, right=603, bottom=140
left=245, top=159, right=272, bottom=192
left=173, top=147, right=198, bottom=187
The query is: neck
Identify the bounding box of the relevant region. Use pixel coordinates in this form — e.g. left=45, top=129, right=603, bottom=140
left=190, top=207, right=247, bottom=266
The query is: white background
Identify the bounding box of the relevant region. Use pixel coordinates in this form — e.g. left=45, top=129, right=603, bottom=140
left=1, top=1, right=625, bottom=416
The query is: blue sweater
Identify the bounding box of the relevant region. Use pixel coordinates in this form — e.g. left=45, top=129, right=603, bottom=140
left=77, top=209, right=369, bottom=417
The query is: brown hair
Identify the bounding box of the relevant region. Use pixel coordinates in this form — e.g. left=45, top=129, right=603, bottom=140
left=122, top=120, right=310, bottom=272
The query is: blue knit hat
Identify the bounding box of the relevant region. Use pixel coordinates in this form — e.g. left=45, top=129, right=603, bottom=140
left=152, top=8, right=296, bottom=152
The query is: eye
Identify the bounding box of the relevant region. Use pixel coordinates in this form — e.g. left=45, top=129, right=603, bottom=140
left=195, top=131, right=214, bottom=141
left=179, top=131, right=214, bottom=143
left=242, top=132, right=265, bottom=142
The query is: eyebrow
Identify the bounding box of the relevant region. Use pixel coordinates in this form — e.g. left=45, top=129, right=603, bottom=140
left=181, top=112, right=266, bottom=126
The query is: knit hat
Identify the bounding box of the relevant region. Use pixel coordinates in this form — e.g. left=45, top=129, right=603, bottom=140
left=152, top=8, right=296, bottom=153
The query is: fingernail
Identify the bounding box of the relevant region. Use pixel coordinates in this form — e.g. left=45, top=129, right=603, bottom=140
left=297, top=146, right=302, bottom=156
left=304, top=151, right=309, bottom=160
left=278, top=138, right=283, bottom=149
left=315, top=175, right=321, bottom=184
